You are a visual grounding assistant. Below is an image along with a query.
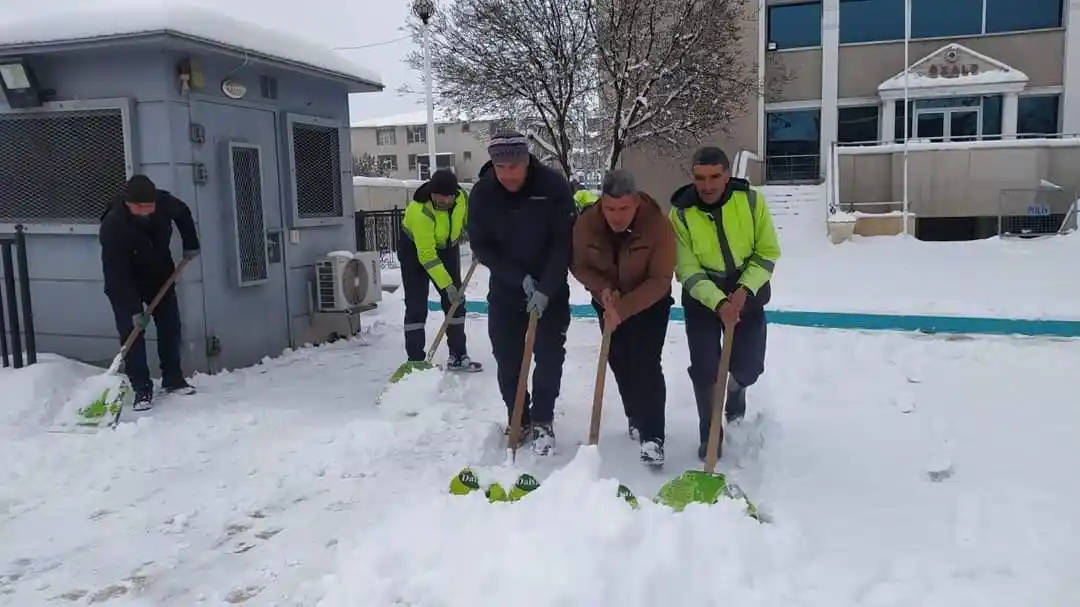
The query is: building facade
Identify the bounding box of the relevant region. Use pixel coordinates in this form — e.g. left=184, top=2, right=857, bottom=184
left=350, top=111, right=498, bottom=182
left=625, top=0, right=1079, bottom=202
left=0, top=5, right=381, bottom=374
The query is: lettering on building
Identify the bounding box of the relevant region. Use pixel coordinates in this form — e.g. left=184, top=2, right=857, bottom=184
left=927, top=63, right=980, bottom=78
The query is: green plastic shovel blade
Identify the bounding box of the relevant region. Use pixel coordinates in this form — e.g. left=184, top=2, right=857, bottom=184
left=389, top=360, right=435, bottom=383
left=656, top=470, right=729, bottom=512
left=656, top=470, right=764, bottom=521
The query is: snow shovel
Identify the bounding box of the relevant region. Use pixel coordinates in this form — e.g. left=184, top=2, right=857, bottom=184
left=585, top=324, right=639, bottom=507
left=55, top=258, right=192, bottom=431
left=447, top=310, right=540, bottom=502
left=387, top=258, right=480, bottom=384
left=655, top=318, right=760, bottom=520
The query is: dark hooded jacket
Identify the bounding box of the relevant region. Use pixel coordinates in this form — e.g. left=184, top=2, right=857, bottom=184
left=467, top=155, right=577, bottom=299
left=99, top=189, right=200, bottom=314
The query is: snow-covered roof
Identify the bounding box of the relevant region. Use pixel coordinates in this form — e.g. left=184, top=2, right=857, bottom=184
left=878, top=43, right=1027, bottom=98
left=351, top=109, right=498, bottom=129
left=0, top=4, right=383, bottom=89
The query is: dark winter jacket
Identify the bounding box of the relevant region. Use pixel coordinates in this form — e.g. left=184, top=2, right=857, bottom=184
left=99, top=190, right=200, bottom=314
left=467, top=155, right=577, bottom=299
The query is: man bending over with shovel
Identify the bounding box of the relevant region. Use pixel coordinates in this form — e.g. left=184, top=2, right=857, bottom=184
left=570, top=169, right=676, bottom=466
left=99, top=175, right=201, bottom=411
left=669, top=147, right=781, bottom=461
left=397, top=168, right=481, bottom=372
left=467, top=132, right=577, bottom=456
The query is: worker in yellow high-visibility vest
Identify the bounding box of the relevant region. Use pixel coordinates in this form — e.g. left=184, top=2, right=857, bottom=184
left=397, top=169, right=481, bottom=373
left=669, top=146, right=781, bottom=461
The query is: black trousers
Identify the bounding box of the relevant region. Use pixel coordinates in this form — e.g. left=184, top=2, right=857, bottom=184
left=397, top=238, right=467, bottom=361
left=682, top=290, right=768, bottom=444
left=592, top=294, right=673, bottom=444
left=487, top=286, right=570, bottom=426
left=108, top=282, right=184, bottom=393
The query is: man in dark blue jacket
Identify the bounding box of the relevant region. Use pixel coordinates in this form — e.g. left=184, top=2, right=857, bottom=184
left=99, top=175, right=201, bottom=411
left=468, top=132, right=576, bottom=456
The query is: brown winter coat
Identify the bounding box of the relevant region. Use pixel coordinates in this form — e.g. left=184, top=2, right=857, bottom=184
left=571, top=192, right=676, bottom=319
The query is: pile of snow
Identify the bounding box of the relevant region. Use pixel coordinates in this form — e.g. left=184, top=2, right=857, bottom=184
left=0, top=354, right=106, bottom=429
left=319, top=448, right=773, bottom=607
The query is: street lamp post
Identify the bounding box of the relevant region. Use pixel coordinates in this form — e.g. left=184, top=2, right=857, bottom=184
left=413, top=0, right=437, bottom=179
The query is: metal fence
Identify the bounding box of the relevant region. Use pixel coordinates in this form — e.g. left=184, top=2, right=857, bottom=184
left=997, top=188, right=1078, bottom=237
left=765, top=154, right=821, bottom=182
left=355, top=208, right=404, bottom=269
left=0, top=225, right=38, bottom=369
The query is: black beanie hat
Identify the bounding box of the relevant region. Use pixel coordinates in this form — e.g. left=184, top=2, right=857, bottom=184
left=429, top=168, right=459, bottom=196
left=125, top=175, right=158, bottom=203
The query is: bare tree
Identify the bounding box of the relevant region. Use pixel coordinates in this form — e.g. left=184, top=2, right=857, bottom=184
left=593, top=0, right=762, bottom=170
left=405, top=0, right=596, bottom=177
left=353, top=153, right=395, bottom=178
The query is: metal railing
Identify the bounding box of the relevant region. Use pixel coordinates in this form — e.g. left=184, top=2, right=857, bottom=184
left=0, top=225, right=37, bottom=368
left=765, top=154, right=820, bottom=183
left=355, top=208, right=404, bottom=269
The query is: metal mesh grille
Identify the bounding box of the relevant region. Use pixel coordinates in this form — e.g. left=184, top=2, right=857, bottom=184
left=0, top=109, right=127, bottom=223
left=292, top=123, right=343, bottom=218
left=998, top=188, right=1076, bottom=237
left=230, top=145, right=269, bottom=284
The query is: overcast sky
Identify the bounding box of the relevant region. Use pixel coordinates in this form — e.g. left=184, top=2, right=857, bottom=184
left=2, top=0, right=425, bottom=123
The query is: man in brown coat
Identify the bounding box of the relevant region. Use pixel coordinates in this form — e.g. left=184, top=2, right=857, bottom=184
left=570, top=169, right=676, bottom=466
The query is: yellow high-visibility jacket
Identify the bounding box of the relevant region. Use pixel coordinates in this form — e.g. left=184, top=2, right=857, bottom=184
left=668, top=179, right=781, bottom=311
left=401, top=187, right=468, bottom=290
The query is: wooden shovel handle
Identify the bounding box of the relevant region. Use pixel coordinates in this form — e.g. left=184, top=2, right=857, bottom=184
left=507, top=311, right=540, bottom=459
left=425, top=258, right=480, bottom=364
left=703, top=319, right=736, bottom=474
left=587, top=326, right=613, bottom=445
left=119, top=257, right=191, bottom=359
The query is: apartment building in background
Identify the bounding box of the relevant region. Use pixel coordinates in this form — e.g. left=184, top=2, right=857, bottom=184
left=350, top=110, right=497, bottom=181
left=624, top=0, right=1079, bottom=203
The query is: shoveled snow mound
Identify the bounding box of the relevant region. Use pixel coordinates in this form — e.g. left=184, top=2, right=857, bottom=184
left=318, top=447, right=779, bottom=607
left=0, top=354, right=105, bottom=429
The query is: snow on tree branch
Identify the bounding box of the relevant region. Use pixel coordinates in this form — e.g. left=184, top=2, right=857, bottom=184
left=353, top=153, right=395, bottom=178
left=594, top=0, right=763, bottom=170
left=405, top=0, right=597, bottom=177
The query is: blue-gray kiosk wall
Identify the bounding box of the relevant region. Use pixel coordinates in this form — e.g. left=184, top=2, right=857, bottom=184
left=0, top=41, right=367, bottom=374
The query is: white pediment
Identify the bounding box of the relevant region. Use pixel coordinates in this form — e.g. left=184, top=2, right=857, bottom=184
left=878, top=43, right=1028, bottom=100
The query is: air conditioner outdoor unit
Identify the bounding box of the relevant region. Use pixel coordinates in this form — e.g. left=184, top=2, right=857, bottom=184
left=314, top=251, right=383, bottom=312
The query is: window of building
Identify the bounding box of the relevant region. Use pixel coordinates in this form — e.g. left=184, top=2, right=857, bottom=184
left=765, top=109, right=821, bottom=181
left=1017, top=95, right=1061, bottom=136
left=767, top=1, right=821, bottom=50
left=837, top=105, right=880, bottom=144
left=407, top=126, right=427, bottom=144
left=377, top=154, right=398, bottom=172
left=910, top=0, right=982, bottom=39
left=841, top=0, right=1058, bottom=44
left=376, top=127, right=396, bottom=146
left=839, top=0, right=905, bottom=44
left=290, top=120, right=343, bottom=219
left=408, top=154, right=418, bottom=171
left=463, top=151, right=472, bottom=161
left=462, top=122, right=471, bottom=133
left=985, top=0, right=1063, bottom=33
left=437, top=125, right=446, bottom=135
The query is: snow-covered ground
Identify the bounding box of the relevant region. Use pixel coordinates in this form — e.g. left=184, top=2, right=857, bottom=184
left=432, top=185, right=1080, bottom=320
left=3, top=290, right=1079, bottom=605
